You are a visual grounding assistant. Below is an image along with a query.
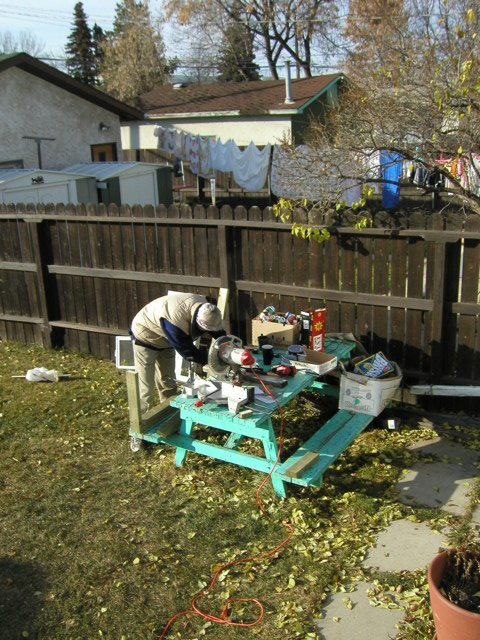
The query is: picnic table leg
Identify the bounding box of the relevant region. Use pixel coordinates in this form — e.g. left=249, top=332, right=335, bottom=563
left=225, top=433, right=243, bottom=449
left=174, top=415, right=193, bottom=466
left=259, top=420, right=287, bottom=499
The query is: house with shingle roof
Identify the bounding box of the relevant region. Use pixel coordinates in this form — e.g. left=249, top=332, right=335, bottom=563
left=121, top=70, right=346, bottom=198
left=122, top=71, right=345, bottom=153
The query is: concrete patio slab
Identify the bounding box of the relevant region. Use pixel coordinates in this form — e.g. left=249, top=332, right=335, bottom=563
left=396, top=437, right=479, bottom=515
left=362, top=519, right=449, bottom=572
left=314, top=581, right=404, bottom=640
left=311, top=425, right=479, bottom=639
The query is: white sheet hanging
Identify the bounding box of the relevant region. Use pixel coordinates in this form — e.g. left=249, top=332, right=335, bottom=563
left=232, top=141, right=271, bottom=192
left=209, top=138, right=234, bottom=172
left=271, top=144, right=364, bottom=204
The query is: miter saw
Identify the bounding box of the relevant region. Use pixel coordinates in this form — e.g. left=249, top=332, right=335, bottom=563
left=206, top=335, right=289, bottom=385
left=180, top=335, right=287, bottom=415
left=180, top=336, right=255, bottom=415
left=207, top=335, right=255, bottom=380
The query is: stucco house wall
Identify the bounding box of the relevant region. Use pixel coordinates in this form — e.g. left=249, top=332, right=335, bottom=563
left=122, top=115, right=293, bottom=153
left=1, top=67, right=123, bottom=170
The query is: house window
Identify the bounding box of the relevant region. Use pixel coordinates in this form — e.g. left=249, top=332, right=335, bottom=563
left=91, top=144, right=117, bottom=162
left=0, top=159, right=24, bottom=169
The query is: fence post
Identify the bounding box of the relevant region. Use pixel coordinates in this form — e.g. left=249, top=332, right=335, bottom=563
left=26, top=217, right=52, bottom=348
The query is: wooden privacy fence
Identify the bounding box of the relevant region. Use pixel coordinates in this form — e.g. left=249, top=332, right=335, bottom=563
left=0, top=202, right=479, bottom=389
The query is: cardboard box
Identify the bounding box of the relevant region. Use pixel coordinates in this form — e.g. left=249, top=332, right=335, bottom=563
left=251, top=318, right=300, bottom=346
left=300, top=308, right=326, bottom=351
left=338, top=361, right=402, bottom=416
left=286, top=348, right=337, bottom=376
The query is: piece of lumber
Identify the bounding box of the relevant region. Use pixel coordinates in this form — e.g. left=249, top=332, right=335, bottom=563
left=217, top=288, right=229, bottom=318
left=156, top=410, right=182, bottom=438
left=126, top=371, right=178, bottom=434
left=284, top=451, right=320, bottom=478
left=409, top=384, right=480, bottom=397
left=126, top=370, right=142, bottom=431
left=141, top=399, right=176, bottom=429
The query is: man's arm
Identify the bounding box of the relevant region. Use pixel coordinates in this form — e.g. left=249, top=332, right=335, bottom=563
left=160, top=318, right=208, bottom=364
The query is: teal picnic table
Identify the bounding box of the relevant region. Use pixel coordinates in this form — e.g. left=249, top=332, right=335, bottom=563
left=131, top=336, right=375, bottom=498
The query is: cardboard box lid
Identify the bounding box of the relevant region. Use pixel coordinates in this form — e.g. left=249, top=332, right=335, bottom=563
left=286, top=348, right=337, bottom=375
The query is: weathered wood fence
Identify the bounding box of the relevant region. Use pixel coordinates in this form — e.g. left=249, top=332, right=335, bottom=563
left=1, top=202, right=479, bottom=393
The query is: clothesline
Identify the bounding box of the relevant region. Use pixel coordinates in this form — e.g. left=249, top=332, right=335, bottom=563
left=154, top=125, right=271, bottom=193
left=154, top=125, right=480, bottom=203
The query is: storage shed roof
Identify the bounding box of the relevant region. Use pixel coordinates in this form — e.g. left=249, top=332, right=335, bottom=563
left=0, top=168, right=93, bottom=185
left=63, top=162, right=166, bottom=180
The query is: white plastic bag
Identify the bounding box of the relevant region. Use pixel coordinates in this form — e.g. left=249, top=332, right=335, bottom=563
left=25, top=367, right=60, bottom=383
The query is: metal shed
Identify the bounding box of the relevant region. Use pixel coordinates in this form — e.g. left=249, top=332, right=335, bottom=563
left=0, top=168, right=97, bottom=206
left=63, top=162, right=173, bottom=207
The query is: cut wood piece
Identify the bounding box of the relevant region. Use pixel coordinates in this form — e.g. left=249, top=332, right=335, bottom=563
left=141, top=399, right=176, bottom=428
left=156, top=410, right=182, bottom=438
left=284, top=451, right=320, bottom=478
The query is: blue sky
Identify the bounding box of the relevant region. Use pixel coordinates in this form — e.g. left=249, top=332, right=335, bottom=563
left=0, top=1, right=165, bottom=57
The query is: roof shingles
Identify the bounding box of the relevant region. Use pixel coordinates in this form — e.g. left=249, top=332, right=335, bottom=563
left=141, top=74, right=343, bottom=117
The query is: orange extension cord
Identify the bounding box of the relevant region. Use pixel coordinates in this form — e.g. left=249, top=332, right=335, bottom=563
left=158, top=368, right=294, bottom=639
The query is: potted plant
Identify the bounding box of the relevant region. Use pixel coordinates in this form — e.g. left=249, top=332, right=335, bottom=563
left=428, top=544, right=480, bottom=640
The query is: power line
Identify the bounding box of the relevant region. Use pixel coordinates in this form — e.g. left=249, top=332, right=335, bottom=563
left=0, top=2, right=114, bottom=21
left=0, top=3, right=115, bottom=28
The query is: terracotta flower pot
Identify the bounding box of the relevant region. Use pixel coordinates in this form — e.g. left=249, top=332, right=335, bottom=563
left=428, top=551, right=480, bottom=640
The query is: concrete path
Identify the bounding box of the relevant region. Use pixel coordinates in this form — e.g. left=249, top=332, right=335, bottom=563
left=397, top=437, right=479, bottom=515
left=315, top=426, right=479, bottom=639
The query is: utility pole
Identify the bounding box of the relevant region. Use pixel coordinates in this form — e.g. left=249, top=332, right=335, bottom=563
left=22, top=136, right=56, bottom=169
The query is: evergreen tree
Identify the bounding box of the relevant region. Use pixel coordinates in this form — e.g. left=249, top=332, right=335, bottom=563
left=91, top=23, right=105, bottom=69
left=65, top=2, right=99, bottom=85
left=217, top=18, right=260, bottom=82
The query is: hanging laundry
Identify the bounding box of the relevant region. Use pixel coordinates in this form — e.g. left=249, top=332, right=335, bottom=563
left=271, top=145, right=321, bottom=199
left=231, top=141, right=271, bottom=192
left=189, top=135, right=200, bottom=175
left=209, top=138, right=233, bottom=173
left=153, top=125, right=166, bottom=151
left=413, top=165, right=427, bottom=187
left=271, top=144, right=364, bottom=205
left=166, top=128, right=177, bottom=154
left=181, top=132, right=191, bottom=162
left=380, top=150, right=403, bottom=209
left=363, top=150, right=381, bottom=194
left=198, top=137, right=214, bottom=178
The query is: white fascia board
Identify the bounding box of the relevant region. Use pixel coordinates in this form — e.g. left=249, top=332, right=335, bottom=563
left=145, top=111, right=240, bottom=120
left=268, top=109, right=298, bottom=115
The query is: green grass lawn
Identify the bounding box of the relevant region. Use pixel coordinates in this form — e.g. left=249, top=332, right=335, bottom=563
left=0, top=340, right=478, bottom=640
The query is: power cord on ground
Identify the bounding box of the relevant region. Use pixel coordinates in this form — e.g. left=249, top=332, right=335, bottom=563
left=157, top=364, right=294, bottom=638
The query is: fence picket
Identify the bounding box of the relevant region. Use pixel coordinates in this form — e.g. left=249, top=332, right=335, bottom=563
left=458, top=215, right=480, bottom=381
left=372, top=212, right=390, bottom=354
left=405, top=212, right=426, bottom=374
left=356, top=212, right=374, bottom=353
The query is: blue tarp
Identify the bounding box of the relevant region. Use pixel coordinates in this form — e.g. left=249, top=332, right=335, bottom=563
left=380, top=150, right=403, bottom=209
